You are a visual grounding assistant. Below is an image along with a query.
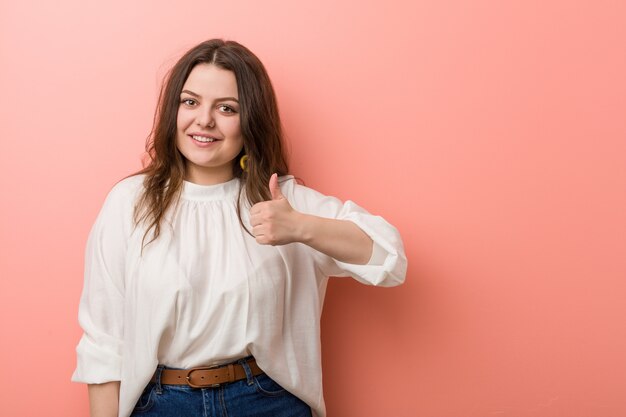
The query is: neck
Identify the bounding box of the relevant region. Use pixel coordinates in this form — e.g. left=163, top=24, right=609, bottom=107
left=184, top=166, right=234, bottom=185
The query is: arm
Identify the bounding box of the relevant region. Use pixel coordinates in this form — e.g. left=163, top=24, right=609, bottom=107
left=250, top=174, right=406, bottom=286
left=88, top=381, right=120, bottom=417
left=296, top=213, right=373, bottom=264
left=72, top=179, right=137, bottom=414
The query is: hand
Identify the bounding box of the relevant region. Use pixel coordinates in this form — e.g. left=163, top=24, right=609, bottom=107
left=250, top=173, right=302, bottom=245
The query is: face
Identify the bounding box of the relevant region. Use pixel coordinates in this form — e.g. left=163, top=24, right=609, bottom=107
left=176, top=63, right=244, bottom=185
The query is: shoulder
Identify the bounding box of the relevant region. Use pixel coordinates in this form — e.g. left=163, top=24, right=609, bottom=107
left=110, top=174, right=146, bottom=196
left=277, top=175, right=345, bottom=216
left=277, top=175, right=328, bottom=194
left=100, top=174, right=146, bottom=213
left=108, top=174, right=146, bottom=200
left=277, top=175, right=325, bottom=200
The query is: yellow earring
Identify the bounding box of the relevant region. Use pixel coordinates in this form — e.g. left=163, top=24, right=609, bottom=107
left=239, top=155, right=249, bottom=171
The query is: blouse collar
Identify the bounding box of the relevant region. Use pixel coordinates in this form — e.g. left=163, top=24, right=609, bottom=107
left=181, top=177, right=241, bottom=202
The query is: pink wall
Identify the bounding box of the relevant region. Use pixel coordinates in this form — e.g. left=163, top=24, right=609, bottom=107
left=1, top=1, right=625, bottom=416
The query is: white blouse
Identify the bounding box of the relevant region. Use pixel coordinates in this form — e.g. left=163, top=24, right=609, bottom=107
left=71, top=174, right=407, bottom=417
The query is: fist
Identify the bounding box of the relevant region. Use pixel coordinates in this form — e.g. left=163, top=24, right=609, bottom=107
left=249, top=173, right=301, bottom=245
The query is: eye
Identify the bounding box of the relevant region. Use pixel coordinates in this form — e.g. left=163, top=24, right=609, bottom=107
left=218, top=104, right=237, bottom=114
left=180, top=98, right=196, bottom=106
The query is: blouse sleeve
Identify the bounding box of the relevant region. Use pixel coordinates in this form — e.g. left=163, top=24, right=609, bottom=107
left=71, top=180, right=135, bottom=384
left=284, top=177, right=407, bottom=287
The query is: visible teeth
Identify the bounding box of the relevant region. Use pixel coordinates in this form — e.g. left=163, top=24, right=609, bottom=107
left=192, top=135, right=216, bottom=143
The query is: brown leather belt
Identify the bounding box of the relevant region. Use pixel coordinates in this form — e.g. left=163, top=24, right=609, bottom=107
left=151, top=357, right=264, bottom=388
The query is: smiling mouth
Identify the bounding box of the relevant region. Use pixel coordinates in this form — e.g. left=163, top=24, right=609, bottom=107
left=191, top=135, right=220, bottom=143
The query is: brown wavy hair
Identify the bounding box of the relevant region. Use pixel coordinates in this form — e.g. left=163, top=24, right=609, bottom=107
left=127, top=39, right=289, bottom=251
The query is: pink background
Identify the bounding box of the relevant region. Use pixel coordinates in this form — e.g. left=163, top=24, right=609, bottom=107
left=1, top=1, right=625, bottom=416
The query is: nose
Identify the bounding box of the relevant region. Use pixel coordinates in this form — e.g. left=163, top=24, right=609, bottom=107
left=196, top=108, right=215, bottom=128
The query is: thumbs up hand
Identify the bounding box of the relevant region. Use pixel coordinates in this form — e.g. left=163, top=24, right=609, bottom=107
left=250, top=173, right=302, bottom=245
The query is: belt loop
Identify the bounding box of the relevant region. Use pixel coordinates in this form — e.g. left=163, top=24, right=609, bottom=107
left=237, top=357, right=255, bottom=386
left=155, top=365, right=165, bottom=394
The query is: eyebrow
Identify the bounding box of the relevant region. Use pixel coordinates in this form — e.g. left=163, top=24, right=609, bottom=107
left=181, top=89, right=239, bottom=103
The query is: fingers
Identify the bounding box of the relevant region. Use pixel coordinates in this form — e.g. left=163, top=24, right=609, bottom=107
left=249, top=201, right=264, bottom=219
left=251, top=224, right=272, bottom=245
left=249, top=202, right=268, bottom=227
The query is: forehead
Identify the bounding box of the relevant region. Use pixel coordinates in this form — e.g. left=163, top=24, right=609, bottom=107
left=182, top=63, right=238, bottom=98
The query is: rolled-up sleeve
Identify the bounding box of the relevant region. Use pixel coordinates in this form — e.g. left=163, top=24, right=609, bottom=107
left=284, top=177, right=407, bottom=287
left=71, top=181, right=132, bottom=383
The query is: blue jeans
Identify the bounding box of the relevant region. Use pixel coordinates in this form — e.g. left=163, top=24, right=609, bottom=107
left=130, top=357, right=312, bottom=417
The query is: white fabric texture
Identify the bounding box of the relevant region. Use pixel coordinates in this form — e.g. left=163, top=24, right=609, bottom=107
left=71, top=174, right=407, bottom=417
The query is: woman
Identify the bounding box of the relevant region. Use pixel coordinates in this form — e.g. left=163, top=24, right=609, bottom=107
left=72, top=39, right=407, bottom=417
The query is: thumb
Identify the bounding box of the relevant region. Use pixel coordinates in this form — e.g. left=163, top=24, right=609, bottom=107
left=269, top=173, right=284, bottom=200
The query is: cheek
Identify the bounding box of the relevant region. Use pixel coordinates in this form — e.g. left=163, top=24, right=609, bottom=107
left=177, top=109, right=193, bottom=131
left=175, top=113, right=191, bottom=151
left=223, top=117, right=242, bottom=137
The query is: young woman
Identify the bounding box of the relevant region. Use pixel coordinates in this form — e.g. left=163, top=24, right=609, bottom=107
left=72, top=39, right=407, bottom=417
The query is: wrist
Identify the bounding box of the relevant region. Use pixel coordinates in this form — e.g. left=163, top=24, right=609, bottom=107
left=294, top=212, right=315, bottom=245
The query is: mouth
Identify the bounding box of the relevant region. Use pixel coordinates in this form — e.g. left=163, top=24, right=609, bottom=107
left=190, top=134, right=221, bottom=143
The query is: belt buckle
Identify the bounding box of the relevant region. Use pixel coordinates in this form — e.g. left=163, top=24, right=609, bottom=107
left=186, top=365, right=219, bottom=388
left=185, top=363, right=230, bottom=388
